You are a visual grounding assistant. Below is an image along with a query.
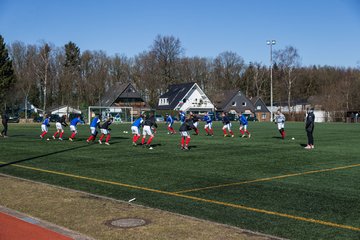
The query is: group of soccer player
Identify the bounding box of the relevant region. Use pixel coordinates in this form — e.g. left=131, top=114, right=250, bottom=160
left=39, top=110, right=287, bottom=150
left=130, top=111, right=253, bottom=150
left=39, top=114, right=114, bottom=145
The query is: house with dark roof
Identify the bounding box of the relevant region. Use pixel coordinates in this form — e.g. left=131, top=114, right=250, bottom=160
left=213, top=90, right=270, bottom=122
left=251, top=97, right=271, bottom=122
left=157, top=82, right=214, bottom=113
left=213, top=90, right=255, bottom=114
left=100, top=82, right=149, bottom=115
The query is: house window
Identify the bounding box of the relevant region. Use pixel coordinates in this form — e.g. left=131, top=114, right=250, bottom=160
left=232, top=101, right=236, bottom=106
left=242, top=102, right=246, bottom=106
left=159, top=98, right=168, bottom=106
left=262, top=113, right=266, bottom=119
left=257, top=105, right=261, bottom=110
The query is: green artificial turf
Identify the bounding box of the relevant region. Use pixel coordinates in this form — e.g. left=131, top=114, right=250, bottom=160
left=0, top=121, right=359, bottom=239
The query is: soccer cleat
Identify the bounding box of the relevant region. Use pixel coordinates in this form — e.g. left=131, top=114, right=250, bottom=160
left=98, top=140, right=102, bottom=144
left=86, top=139, right=89, bottom=143
left=59, top=138, right=63, bottom=141
left=304, top=145, right=312, bottom=149
left=40, top=135, right=43, bottom=139
left=105, top=142, right=110, bottom=145
left=311, top=145, right=315, bottom=149
left=184, top=146, right=189, bottom=150
left=224, top=134, right=227, bottom=137
left=148, top=146, right=153, bottom=150
left=241, top=134, right=245, bottom=138
left=68, top=138, right=73, bottom=141
left=132, top=142, right=137, bottom=146
left=248, top=134, right=251, bottom=138
left=52, top=136, right=56, bottom=140
left=231, top=135, right=234, bottom=138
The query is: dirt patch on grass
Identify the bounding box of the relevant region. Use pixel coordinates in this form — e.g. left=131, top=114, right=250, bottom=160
left=0, top=174, right=282, bottom=240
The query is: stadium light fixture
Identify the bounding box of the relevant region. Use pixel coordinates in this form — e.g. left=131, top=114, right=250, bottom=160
left=267, top=40, right=276, bottom=122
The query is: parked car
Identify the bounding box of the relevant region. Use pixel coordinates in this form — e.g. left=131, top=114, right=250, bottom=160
left=8, top=116, right=20, bottom=123
left=33, top=116, right=44, bottom=123
left=155, top=115, right=164, bottom=122
left=50, top=114, right=60, bottom=122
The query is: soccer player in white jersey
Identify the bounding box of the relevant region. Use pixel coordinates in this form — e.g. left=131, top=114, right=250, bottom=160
left=274, top=109, right=286, bottom=139
left=53, top=115, right=67, bottom=140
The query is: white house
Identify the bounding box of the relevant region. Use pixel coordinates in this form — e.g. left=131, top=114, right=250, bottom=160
left=157, top=82, right=214, bottom=113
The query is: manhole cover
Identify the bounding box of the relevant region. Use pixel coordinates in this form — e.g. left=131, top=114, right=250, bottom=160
left=105, top=218, right=148, bottom=228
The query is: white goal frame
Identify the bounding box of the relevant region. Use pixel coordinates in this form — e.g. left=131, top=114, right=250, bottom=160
left=88, top=106, right=134, bottom=124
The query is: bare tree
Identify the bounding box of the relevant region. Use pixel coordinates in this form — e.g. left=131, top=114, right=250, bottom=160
left=132, top=51, right=162, bottom=107
left=35, top=42, right=52, bottom=112
left=150, top=35, right=184, bottom=88
left=9, top=42, right=37, bottom=120
left=273, top=46, right=301, bottom=114
left=109, top=54, right=132, bottom=85
left=80, top=50, right=110, bottom=106
left=212, top=51, right=245, bottom=90
left=243, top=62, right=268, bottom=98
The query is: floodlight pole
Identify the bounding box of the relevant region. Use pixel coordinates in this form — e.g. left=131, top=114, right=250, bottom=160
left=267, top=40, right=276, bottom=122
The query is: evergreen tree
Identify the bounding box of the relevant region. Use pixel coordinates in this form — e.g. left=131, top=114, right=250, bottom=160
left=61, top=41, right=81, bottom=106
left=0, top=35, right=16, bottom=110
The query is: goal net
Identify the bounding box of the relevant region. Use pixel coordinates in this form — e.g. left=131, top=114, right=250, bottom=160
left=88, top=106, right=134, bottom=124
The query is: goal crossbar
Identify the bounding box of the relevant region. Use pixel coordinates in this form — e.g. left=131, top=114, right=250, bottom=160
left=88, top=106, right=134, bottom=124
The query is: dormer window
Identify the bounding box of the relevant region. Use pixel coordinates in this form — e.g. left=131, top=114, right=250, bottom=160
left=159, top=98, right=169, bottom=105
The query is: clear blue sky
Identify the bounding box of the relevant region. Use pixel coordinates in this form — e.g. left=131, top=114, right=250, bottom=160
left=1, top=0, right=359, bottom=67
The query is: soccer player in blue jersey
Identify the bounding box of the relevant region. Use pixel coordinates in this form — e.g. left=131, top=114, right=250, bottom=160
left=179, top=111, right=186, bottom=124
left=165, top=113, right=176, bottom=134
left=40, top=115, right=50, bottom=139
left=131, top=115, right=143, bottom=145
left=203, top=112, right=213, bottom=136
left=238, top=112, right=251, bottom=138
left=86, top=114, right=101, bottom=142
left=68, top=115, right=84, bottom=141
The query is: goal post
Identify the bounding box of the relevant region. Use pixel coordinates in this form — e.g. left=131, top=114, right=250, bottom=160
left=88, top=106, right=134, bottom=124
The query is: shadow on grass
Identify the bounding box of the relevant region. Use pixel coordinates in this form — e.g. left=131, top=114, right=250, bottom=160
left=111, top=136, right=130, bottom=140
left=188, top=145, right=198, bottom=150
left=272, top=136, right=283, bottom=139
left=150, top=143, right=162, bottom=147
left=2, top=134, right=27, bottom=137
left=0, top=144, right=94, bottom=168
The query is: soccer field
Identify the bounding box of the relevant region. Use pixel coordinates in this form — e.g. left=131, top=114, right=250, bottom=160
left=0, top=121, right=359, bottom=239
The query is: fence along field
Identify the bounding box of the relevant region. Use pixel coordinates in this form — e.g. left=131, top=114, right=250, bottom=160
left=0, top=121, right=359, bottom=240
